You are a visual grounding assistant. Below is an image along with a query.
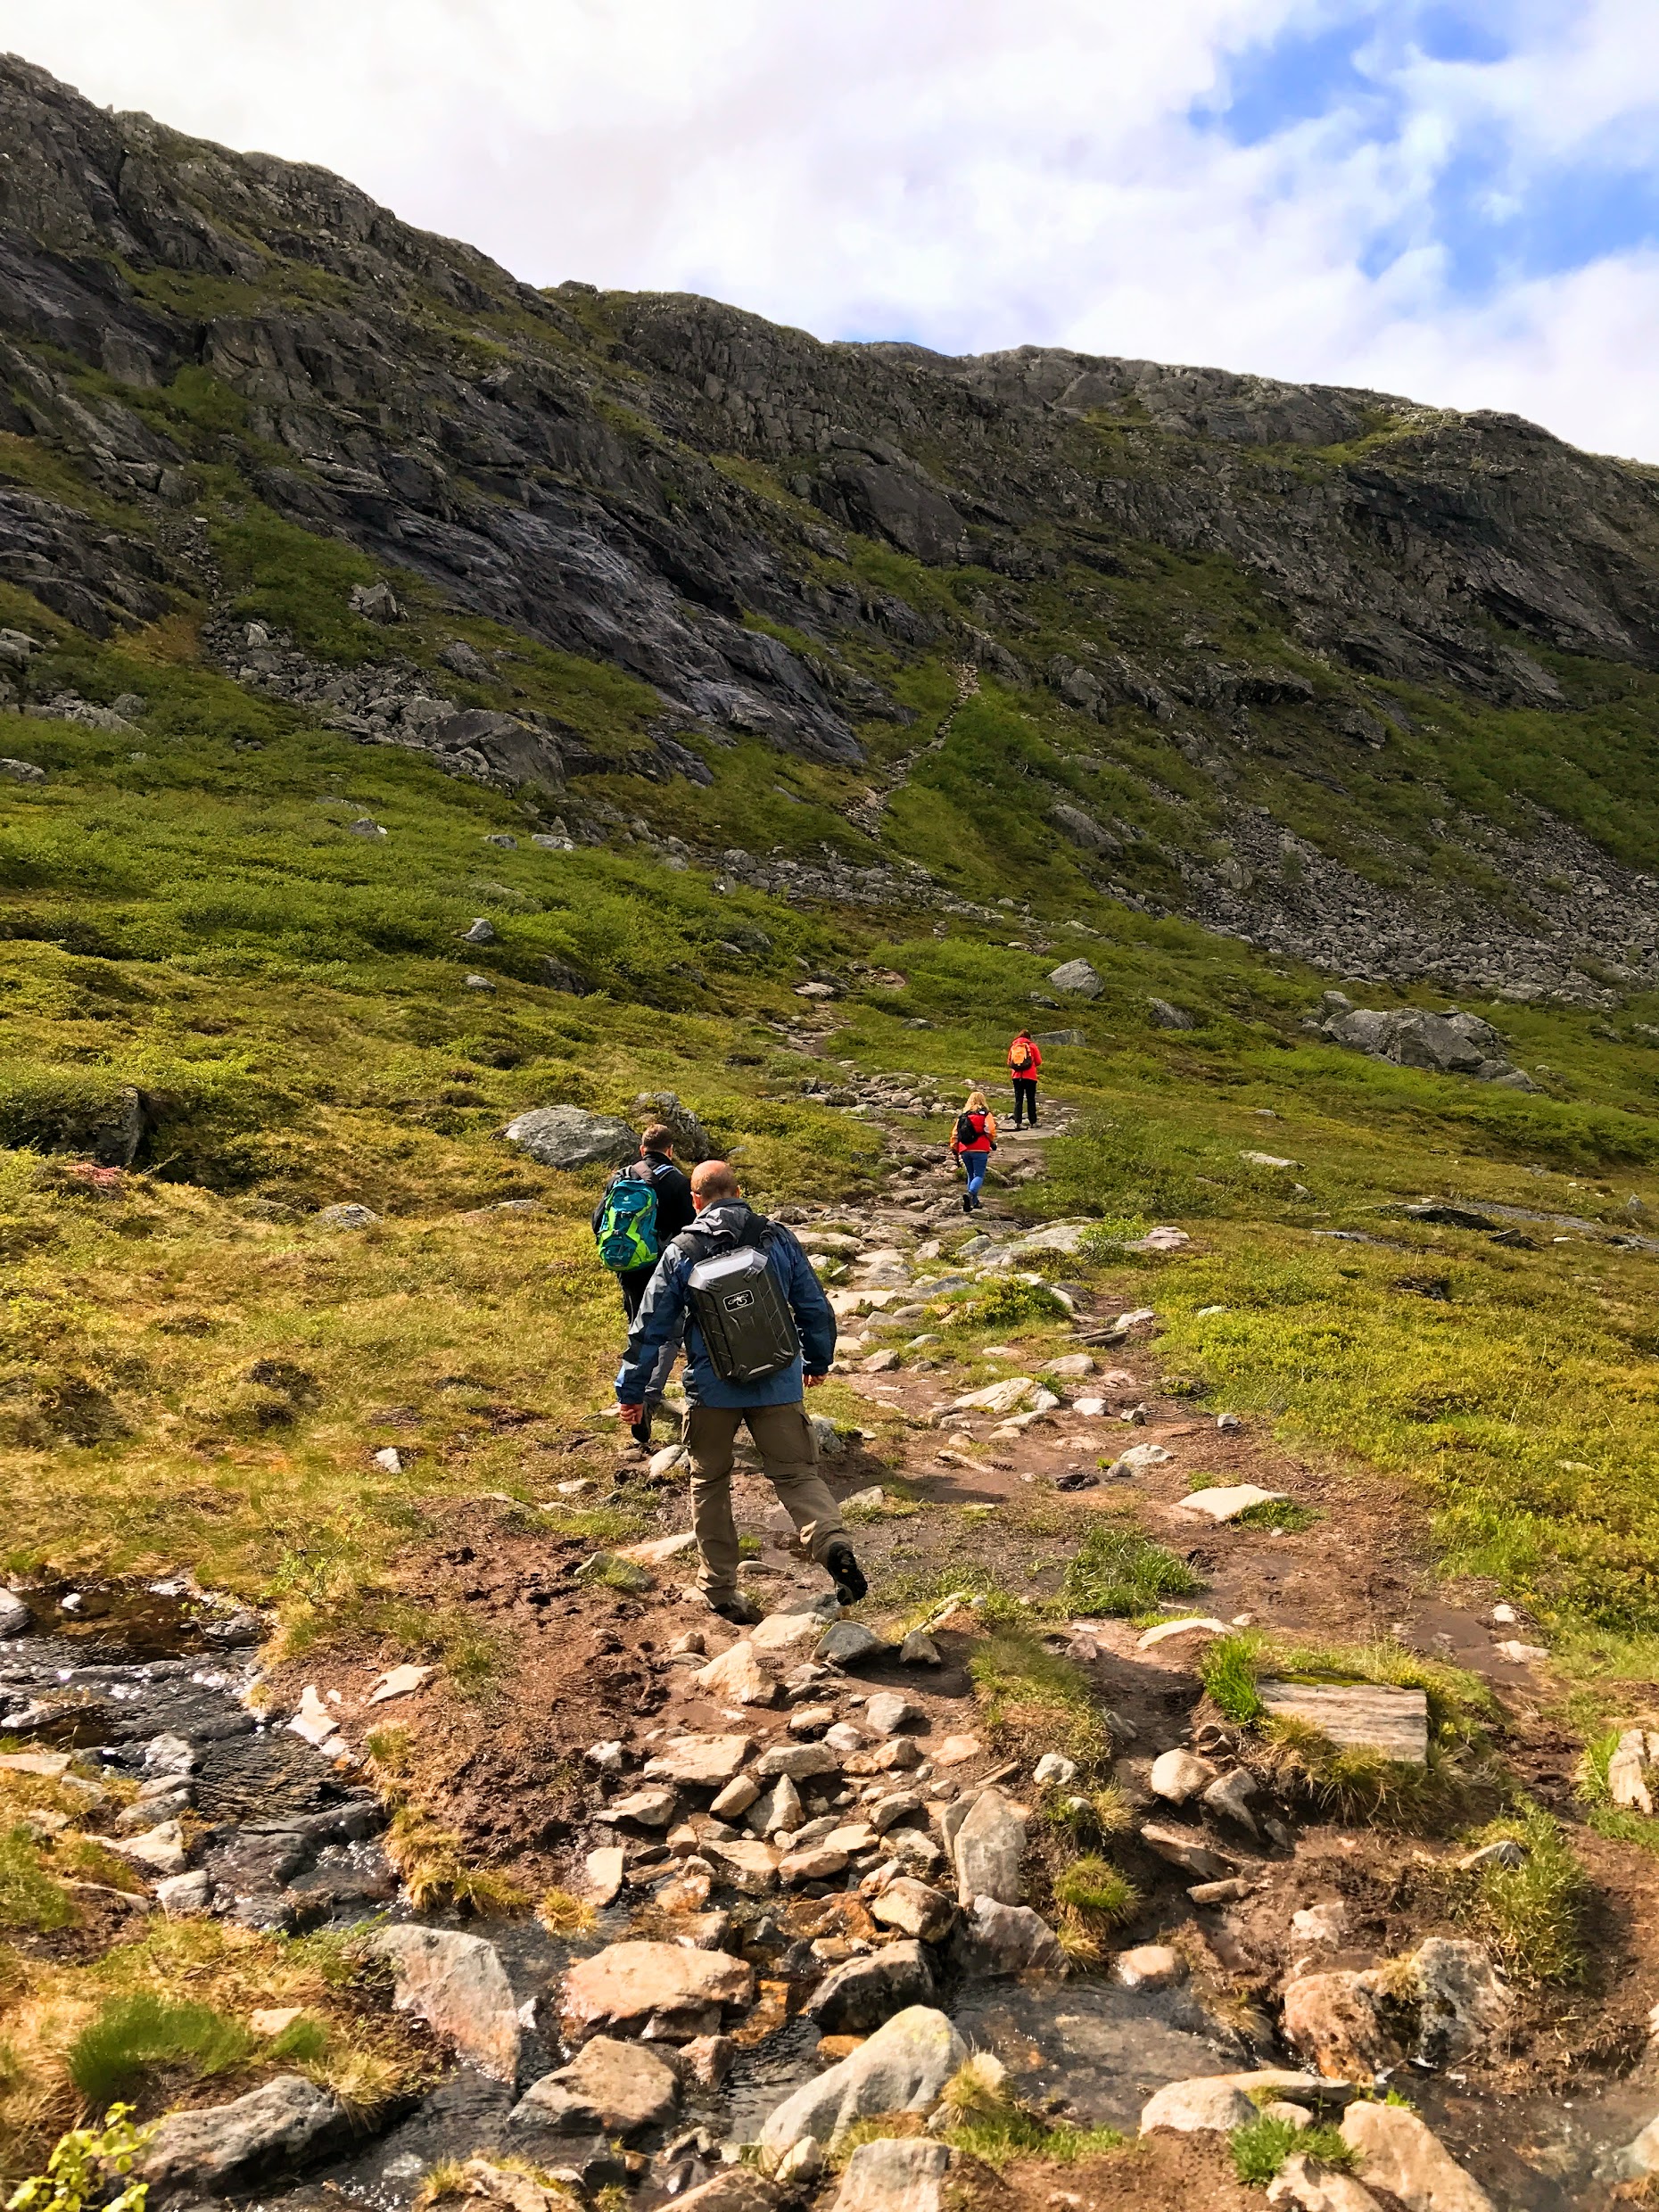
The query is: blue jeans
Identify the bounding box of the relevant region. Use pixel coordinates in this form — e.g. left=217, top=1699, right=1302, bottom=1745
left=962, top=1151, right=990, bottom=1198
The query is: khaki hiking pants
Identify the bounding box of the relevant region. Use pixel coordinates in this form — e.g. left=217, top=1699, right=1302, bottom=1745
left=686, top=1400, right=844, bottom=1602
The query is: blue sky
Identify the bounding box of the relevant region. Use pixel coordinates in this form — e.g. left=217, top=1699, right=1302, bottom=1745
left=10, top=0, right=1659, bottom=457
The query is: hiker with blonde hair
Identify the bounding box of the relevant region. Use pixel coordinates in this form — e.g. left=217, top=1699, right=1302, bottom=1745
left=950, top=1089, right=997, bottom=1213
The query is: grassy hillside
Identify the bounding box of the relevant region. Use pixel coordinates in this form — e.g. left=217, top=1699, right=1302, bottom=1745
left=6, top=687, right=1659, bottom=1674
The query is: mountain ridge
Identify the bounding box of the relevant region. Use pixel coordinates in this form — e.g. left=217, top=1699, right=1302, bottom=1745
left=4, top=52, right=1659, bottom=1001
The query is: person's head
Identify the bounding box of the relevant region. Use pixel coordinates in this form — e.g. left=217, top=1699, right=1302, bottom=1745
left=690, top=1160, right=742, bottom=1213
left=1014, top=1028, right=1032, bottom=1040
left=966, top=1090, right=988, bottom=1112
left=640, top=1123, right=675, bottom=1160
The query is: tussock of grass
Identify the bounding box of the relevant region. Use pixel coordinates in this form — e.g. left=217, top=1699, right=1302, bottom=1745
left=0, top=1829, right=75, bottom=1935
left=1044, top=1783, right=1135, bottom=1842
left=1201, top=1634, right=1268, bottom=1722
left=1229, top=2116, right=1356, bottom=2186
left=536, top=1888, right=595, bottom=1936
left=968, top=1630, right=1116, bottom=1770
left=1450, top=1805, right=1586, bottom=1985
left=1051, top=1853, right=1139, bottom=1925
left=66, top=1992, right=258, bottom=2109
left=413, top=2159, right=473, bottom=2211
left=1060, top=1524, right=1200, bottom=1617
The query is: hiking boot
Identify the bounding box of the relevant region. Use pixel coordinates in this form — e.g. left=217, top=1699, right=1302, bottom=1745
left=709, top=1594, right=763, bottom=1626
left=961, top=1193, right=973, bottom=1213
left=824, top=1542, right=867, bottom=1606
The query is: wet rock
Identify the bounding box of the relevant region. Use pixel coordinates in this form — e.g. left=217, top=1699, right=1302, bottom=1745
left=1150, top=1750, right=1218, bottom=1804
left=561, top=1940, right=753, bottom=2043
left=370, top=1925, right=521, bottom=2082
left=506, top=2075, right=602, bottom=2137
left=958, top=1895, right=1065, bottom=1974
left=806, top=1938, right=935, bottom=2031
left=1281, top=1971, right=1395, bottom=2081
left=701, top=1837, right=780, bottom=1894
left=502, top=1105, right=640, bottom=1170
left=645, top=1735, right=753, bottom=1788
left=952, top=1787, right=1026, bottom=1905
left=757, top=2004, right=966, bottom=2154
left=523, top=2035, right=681, bottom=2137
left=1410, top=1937, right=1508, bottom=2066
left=0, top=1589, right=31, bottom=1638
left=871, top=1876, right=954, bottom=1942
left=139, top=2075, right=349, bottom=2194
left=681, top=2033, right=736, bottom=2088
left=833, top=2137, right=952, bottom=2212
left=1139, top=2077, right=1257, bottom=2134
left=1256, top=1681, right=1429, bottom=1765
left=1115, top=1944, right=1184, bottom=1990
left=695, top=1641, right=774, bottom=1705
left=1340, top=2101, right=1495, bottom=2211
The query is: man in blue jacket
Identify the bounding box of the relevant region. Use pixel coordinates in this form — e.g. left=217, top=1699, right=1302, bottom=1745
left=616, top=1160, right=865, bottom=1625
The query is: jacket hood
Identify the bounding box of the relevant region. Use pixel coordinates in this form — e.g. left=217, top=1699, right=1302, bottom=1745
left=692, top=1200, right=754, bottom=1236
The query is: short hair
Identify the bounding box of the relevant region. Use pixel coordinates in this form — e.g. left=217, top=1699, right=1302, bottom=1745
left=640, top=1124, right=675, bottom=1153
left=691, top=1160, right=741, bottom=1201
left=967, top=1090, right=988, bottom=1110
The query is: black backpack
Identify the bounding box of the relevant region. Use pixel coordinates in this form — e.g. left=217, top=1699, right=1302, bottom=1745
left=673, top=1214, right=801, bottom=1384
left=955, top=1110, right=985, bottom=1148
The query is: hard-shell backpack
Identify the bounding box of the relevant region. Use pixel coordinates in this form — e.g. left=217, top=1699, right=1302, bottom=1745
left=675, top=1216, right=800, bottom=1383
left=595, top=1165, right=661, bottom=1272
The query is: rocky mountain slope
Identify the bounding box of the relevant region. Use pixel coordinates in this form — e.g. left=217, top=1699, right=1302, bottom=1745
left=5, top=54, right=1659, bottom=997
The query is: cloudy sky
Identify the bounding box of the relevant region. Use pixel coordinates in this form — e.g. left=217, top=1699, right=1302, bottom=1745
left=7, top=1, right=1659, bottom=457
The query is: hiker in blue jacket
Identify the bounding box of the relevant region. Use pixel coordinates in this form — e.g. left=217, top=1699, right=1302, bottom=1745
left=615, top=1160, right=864, bottom=1624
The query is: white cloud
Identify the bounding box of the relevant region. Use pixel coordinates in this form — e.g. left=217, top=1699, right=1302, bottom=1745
left=5, top=0, right=1659, bottom=454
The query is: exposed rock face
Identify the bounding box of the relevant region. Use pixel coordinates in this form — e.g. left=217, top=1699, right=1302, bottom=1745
left=559, top=1939, right=753, bottom=2043
left=369, top=1925, right=522, bottom=2084
left=1316, top=997, right=1539, bottom=1088
left=4, top=54, right=1659, bottom=995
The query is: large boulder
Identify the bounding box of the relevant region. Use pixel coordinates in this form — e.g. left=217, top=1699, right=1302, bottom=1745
left=368, top=1925, right=521, bottom=2083
left=1410, top=1938, right=1508, bottom=2067
left=952, top=1787, right=1027, bottom=1906
left=1047, top=958, right=1103, bottom=998
left=1140, top=2077, right=1258, bottom=2134
left=631, top=1090, right=717, bottom=1162
left=139, top=2076, right=349, bottom=2194
left=1281, top=1970, right=1396, bottom=2081
left=956, top=1896, right=1065, bottom=1975
left=757, top=2005, right=966, bottom=2155
left=560, top=1939, right=753, bottom=2043
left=1320, top=1005, right=1537, bottom=1090
left=502, top=1105, right=640, bottom=1170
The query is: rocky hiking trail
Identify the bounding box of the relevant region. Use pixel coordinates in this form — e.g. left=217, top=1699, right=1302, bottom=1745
left=10, top=1088, right=1659, bottom=2212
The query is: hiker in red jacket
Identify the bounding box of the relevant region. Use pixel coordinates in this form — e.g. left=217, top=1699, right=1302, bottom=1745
left=950, top=1090, right=997, bottom=1213
left=1007, top=1030, right=1043, bottom=1127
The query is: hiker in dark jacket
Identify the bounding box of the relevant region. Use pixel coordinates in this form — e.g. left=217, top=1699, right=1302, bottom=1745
left=615, top=1160, right=863, bottom=1624
left=592, top=1124, right=695, bottom=1449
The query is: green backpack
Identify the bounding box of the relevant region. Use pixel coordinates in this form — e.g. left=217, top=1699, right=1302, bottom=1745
left=595, top=1166, right=661, bottom=1272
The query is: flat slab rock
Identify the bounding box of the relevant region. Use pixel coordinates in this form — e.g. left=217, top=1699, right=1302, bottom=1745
left=561, top=1939, right=753, bottom=2039
left=370, top=1925, right=521, bottom=2084
left=1257, top=1680, right=1430, bottom=1765
left=644, top=1733, right=752, bottom=1787
left=1177, top=1483, right=1288, bottom=1523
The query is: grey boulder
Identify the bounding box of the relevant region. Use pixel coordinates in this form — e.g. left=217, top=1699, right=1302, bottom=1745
left=757, top=2003, right=966, bottom=2154
left=956, top=1895, right=1065, bottom=1975
left=503, top=1105, right=640, bottom=1170
left=952, top=1787, right=1026, bottom=1906
left=511, top=2036, right=680, bottom=2139
left=139, top=2076, right=348, bottom=2193
left=805, top=1939, right=934, bottom=2032
left=1047, top=959, right=1103, bottom=998
left=631, top=1090, right=717, bottom=1162
left=0, top=1589, right=31, bottom=1638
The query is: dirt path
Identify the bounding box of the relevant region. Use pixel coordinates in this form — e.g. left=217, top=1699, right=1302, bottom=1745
left=263, top=1098, right=1659, bottom=2208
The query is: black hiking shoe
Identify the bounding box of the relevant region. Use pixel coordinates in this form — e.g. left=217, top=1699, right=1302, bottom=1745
left=824, top=1542, right=868, bottom=1606
left=961, top=1193, right=973, bottom=1213
left=710, top=1594, right=763, bottom=1626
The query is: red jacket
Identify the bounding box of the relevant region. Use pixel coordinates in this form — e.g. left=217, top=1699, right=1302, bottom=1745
left=1007, top=1035, right=1043, bottom=1077
left=952, top=1109, right=996, bottom=1155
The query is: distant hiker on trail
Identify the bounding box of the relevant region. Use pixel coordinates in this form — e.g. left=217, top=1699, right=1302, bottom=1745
left=950, top=1089, right=997, bottom=1213
left=1007, top=1028, right=1043, bottom=1127
left=592, top=1123, right=696, bottom=1452
left=614, top=1160, right=864, bottom=1625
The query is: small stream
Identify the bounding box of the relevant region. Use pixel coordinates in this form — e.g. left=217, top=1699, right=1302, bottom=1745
left=5, top=1584, right=1656, bottom=2208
